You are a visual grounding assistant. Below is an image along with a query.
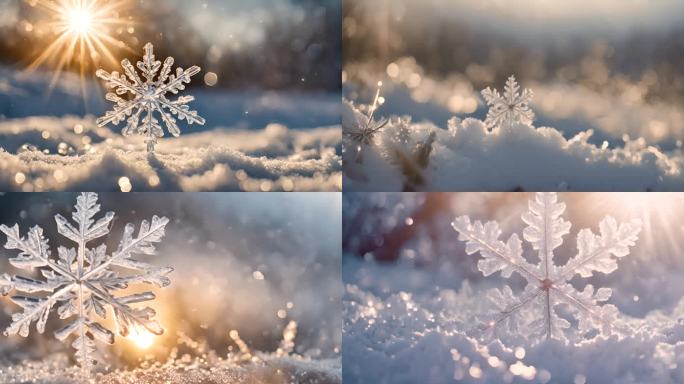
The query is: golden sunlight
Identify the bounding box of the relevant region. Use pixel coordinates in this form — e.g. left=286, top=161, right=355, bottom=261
left=585, top=193, right=684, bottom=259
left=27, top=0, right=132, bottom=90
left=67, top=8, right=93, bottom=35
left=129, top=327, right=155, bottom=350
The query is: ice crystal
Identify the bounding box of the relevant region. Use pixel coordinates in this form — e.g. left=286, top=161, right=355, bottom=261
left=481, top=75, right=534, bottom=130
left=451, top=192, right=641, bottom=343
left=96, top=43, right=205, bottom=152
left=0, top=193, right=172, bottom=368
left=345, top=82, right=389, bottom=163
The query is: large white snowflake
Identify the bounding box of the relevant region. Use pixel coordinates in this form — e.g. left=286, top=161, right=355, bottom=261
left=96, top=42, right=206, bottom=152
left=481, top=75, right=535, bottom=130
left=0, top=193, right=172, bottom=368
left=451, top=192, right=641, bottom=343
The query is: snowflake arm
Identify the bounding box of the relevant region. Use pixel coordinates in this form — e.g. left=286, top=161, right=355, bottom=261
left=451, top=216, right=543, bottom=284
left=559, top=216, right=642, bottom=281
left=521, top=192, right=572, bottom=278
left=0, top=193, right=172, bottom=369
left=82, top=215, right=170, bottom=281
left=96, top=43, right=205, bottom=152
left=481, top=75, right=534, bottom=130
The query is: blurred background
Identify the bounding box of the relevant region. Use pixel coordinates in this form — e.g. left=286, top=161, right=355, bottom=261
left=0, top=0, right=341, bottom=128
left=343, top=0, right=684, bottom=150
left=343, top=192, right=684, bottom=318
left=0, top=192, right=341, bottom=368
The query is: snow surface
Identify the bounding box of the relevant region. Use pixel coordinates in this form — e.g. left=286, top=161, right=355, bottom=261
left=0, top=352, right=341, bottom=384
left=343, top=67, right=684, bottom=191
left=343, top=193, right=684, bottom=384
left=0, top=66, right=341, bottom=191
left=344, top=100, right=684, bottom=192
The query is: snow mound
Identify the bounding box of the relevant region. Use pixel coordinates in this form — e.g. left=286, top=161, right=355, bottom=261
left=343, top=260, right=684, bottom=384
left=343, top=101, right=684, bottom=191
left=0, top=116, right=341, bottom=191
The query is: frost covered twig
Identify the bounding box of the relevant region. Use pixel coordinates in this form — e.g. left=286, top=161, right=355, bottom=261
left=344, top=81, right=388, bottom=163
left=383, top=117, right=436, bottom=191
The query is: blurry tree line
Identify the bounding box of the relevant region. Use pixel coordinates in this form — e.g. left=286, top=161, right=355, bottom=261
left=343, top=0, right=684, bottom=102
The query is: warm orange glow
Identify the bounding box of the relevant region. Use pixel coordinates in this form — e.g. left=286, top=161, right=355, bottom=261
left=585, top=192, right=684, bottom=260
left=67, top=8, right=93, bottom=35
left=27, top=0, right=132, bottom=91
left=129, top=327, right=154, bottom=350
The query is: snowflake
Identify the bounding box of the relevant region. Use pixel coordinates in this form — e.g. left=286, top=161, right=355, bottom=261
left=96, top=43, right=206, bottom=152
left=345, top=82, right=389, bottom=162
left=451, top=192, right=641, bottom=343
left=481, top=75, right=534, bottom=130
left=0, top=193, right=172, bottom=368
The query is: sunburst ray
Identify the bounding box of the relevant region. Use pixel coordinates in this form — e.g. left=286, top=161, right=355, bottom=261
left=25, top=0, right=133, bottom=95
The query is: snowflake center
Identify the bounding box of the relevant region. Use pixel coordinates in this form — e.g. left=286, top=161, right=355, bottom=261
left=541, top=278, right=554, bottom=291
left=142, top=86, right=157, bottom=102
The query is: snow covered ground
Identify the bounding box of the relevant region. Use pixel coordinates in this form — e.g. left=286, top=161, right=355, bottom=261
left=0, top=345, right=341, bottom=384
left=343, top=192, right=684, bottom=383
left=343, top=66, right=684, bottom=191
left=0, top=66, right=341, bottom=191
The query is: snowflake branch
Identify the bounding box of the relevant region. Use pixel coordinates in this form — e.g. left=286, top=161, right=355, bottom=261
left=5, top=284, right=73, bottom=336
left=484, top=287, right=543, bottom=332
left=0, top=225, right=77, bottom=281
left=84, top=282, right=162, bottom=336
left=155, top=66, right=201, bottom=96
left=96, top=69, right=138, bottom=95
left=452, top=219, right=544, bottom=282
left=82, top=217, right=169, bottom=281
left=157, top=97, right=206, bottom=125
left=553, top=286, right=603, bottom=319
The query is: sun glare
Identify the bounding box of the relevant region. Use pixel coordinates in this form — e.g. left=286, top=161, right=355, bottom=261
left=67, top=8, right=93, bottom=35
left=27, top=0, right=132, bottom=92
left=584, top=193, right=684, bottom=260
left=130, top=327, right=155, bottom=350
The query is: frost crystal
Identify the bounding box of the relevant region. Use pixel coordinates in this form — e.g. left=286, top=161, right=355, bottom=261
left=451, top=192, right=641, bottom=343
left=0, top=193, right=172, bottom=368
left=345, top=82, right=389, bottom=162
left=481, top=75, right=534, bottom=130
left=96, top=43, right=205, bottom=152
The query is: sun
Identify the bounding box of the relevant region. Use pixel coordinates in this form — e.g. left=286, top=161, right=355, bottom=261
left=26, top=0, right=133, bottom=92
left=581, top=193, right=684, bottom=261
left=67, top=8, right=93, bottom=35
left=129, top=327, right=155, bottom=350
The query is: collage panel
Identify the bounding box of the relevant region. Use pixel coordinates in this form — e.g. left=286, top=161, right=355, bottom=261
left=0, top=0, right=341, bottom=192
left=3, top=0, right=684, bottom=383
left=343, top=192, right=684, bottom=383
left=0, top=192, right=341, bottom=383
left=342, top=0, right=684, bottom=191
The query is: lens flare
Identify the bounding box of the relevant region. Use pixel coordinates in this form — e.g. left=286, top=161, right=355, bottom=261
left=582, top=193, right=684, bottom=260
left=129, top=327, right=154, bottom=350
left=26, top=0, right=132, bottom=93
left=67, top=8, right=93, bottom=35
